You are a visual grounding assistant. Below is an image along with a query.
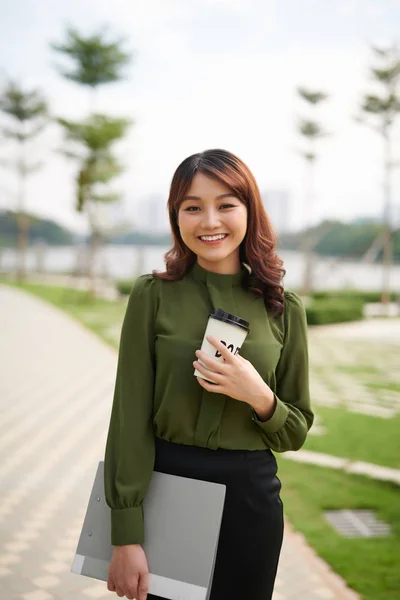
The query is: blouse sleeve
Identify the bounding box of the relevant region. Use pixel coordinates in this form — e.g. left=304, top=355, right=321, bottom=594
left=103, top=274, right=158, bottom=546
left=250, top=291, right=314, bottom=452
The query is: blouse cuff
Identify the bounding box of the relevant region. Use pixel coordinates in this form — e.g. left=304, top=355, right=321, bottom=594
left=111, top=505, right=144, bottom=546
left=250, top=394, right=289, bottom=433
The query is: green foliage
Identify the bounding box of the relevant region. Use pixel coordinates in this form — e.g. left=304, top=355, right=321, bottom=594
left=357, top=44, right=400, bottom=126
left=298, top=119, right=325, bottom=139
left=58, top=113, right=130, bottom=153
left=296, top=86, right=330, bottom=164
left=0, top=80, right=48, bottom=173
left=116, top=279, right=134, bottom=296
left=109, top=230, right=172, bottom=245
left=296, top=87, right=328, bottom=104
left=0, top=210, right=74, bottom=246
left=0, top=80, right=47, bottom=135
left=51, top=25, right=132, bottom=88
left=58, top=114, right=130, bottom=213
left=311, top=290, right=398, bottom=302
left=278, top=219, right=400, bottom=261
left=52, top=26, right=133, bottom=223
left=306, top=299, right=364, bottom=325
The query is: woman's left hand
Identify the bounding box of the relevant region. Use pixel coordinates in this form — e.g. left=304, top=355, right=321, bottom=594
left=193, top=335, right=275, bottom=412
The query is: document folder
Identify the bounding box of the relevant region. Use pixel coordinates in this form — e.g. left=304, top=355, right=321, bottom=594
left=71, top=461, right=226, bottom=600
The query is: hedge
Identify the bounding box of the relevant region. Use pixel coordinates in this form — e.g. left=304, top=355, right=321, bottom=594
left=305, top=299, right=364, bottom=325
left=310, top=290, right=398, bottom=303
left=116, top=279, right=134, bottom=296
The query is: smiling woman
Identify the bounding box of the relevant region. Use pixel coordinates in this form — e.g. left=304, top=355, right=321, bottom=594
left=104, top=148, right=313, bottom=600
left=157, top=147, right=287, bottom=315
left=177, top=171, right=248, bottom=273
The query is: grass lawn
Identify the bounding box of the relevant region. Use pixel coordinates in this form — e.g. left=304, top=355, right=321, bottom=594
left=304, top=405, right=400, bottom=469
left=276, top=458, right=400, bottom=600
left=4, top=279, right=400, bottom=599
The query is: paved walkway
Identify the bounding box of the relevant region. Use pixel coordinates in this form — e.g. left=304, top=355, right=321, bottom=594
left=0, top=285, right=359, bottom=600
left=283, top=449, right=400, bottom=484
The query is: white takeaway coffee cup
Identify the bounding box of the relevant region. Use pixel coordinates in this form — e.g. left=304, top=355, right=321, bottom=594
left=194, top=308, right=250, bottom=383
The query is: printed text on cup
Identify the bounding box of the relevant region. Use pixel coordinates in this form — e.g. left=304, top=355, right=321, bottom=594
left=215, top=340, right=241, bottom=358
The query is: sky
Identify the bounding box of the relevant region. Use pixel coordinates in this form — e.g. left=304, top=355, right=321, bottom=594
left=0, top=0, right=400, bottom=234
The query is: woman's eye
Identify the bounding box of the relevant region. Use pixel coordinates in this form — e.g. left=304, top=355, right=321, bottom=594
left=185, top=204, right=235, bottom=211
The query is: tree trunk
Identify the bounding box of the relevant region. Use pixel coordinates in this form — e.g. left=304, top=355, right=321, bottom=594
left=86, top=200, right=103, bottom=299
left=86, top=228, right=101, bottom=299
left=301, top=156, right=315, bottom=296
left=381, top=127, right=393, bottom=310
left=381, top=226, right=392, bottom=306
left=16, top=151, right=28, bottom=283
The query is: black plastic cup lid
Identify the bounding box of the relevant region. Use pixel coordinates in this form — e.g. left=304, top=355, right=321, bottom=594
left=209, top=308, right=250, bottom=333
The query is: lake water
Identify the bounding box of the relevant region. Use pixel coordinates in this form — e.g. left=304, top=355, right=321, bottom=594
left=1, top=244, right=400, bottom=292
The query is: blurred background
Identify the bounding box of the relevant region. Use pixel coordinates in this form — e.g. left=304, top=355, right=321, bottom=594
left=0, top=2, right=399, bottom=600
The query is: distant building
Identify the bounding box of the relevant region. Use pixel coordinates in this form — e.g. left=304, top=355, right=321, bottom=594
left=261, top=190, right=291, bottom=233
left=138, top=194, right=169, bottom=234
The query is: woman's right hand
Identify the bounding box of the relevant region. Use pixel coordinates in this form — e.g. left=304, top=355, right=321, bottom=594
left=107, top=544, right=149, bottom=600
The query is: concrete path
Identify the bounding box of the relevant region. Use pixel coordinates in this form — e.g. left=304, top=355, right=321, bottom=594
left=0, top=284, right=359, bottom=600
left=283, top=449, right=400, bottom=484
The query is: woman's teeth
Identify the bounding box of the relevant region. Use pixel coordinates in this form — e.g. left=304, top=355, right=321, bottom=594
left=199, top=234, right=228, bottom=241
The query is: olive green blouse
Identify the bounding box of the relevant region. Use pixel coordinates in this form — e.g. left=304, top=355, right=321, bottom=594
left=104, top=261, right=313, bottom=546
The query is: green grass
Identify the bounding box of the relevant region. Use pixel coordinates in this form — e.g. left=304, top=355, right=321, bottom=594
left=366, top=381, right=400, bottom=394
left=335, top=364, right=384, bottom=377
left=276, top=458, right=400, bottom=600
left=304, top=406, right=400, bottom=469
left=335, top=365, right=400, bottom=392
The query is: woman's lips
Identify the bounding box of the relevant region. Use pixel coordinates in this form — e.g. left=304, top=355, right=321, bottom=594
left=197, top=234, right=229, bottom=246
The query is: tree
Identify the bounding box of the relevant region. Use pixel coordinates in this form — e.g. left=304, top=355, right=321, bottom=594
left=51, top=26, right=132, bottom=109
left=0, top=80, right=48, bottom=281
left=356, top=43, right=400, bottom=308
left=295, top=87, right=330, bottom=295
left=51, top=25, right=133, bottom=295
left=58, top=113, right=130, bottom=293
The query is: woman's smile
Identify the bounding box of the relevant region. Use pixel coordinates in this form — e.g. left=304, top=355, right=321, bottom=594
left=197, top=233, right=230, bottom=245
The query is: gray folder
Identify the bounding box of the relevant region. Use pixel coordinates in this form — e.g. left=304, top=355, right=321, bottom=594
left=71, top=461, right=226, bottom=600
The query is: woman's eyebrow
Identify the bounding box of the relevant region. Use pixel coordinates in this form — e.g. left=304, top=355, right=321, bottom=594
left=182, top=193, right=236, bottom=202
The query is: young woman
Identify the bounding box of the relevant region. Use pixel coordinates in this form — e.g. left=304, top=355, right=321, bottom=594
left=104, top=148, right=314, bottom=600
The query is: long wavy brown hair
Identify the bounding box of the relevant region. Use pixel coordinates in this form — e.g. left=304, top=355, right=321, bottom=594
left=152, top=149, right=286, bottom=315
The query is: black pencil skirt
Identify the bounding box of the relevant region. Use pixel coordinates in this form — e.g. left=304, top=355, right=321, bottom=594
left=147, top=436, right=284, bottom=600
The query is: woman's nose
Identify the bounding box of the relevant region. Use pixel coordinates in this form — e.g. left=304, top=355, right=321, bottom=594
left=202, top=210, right=221, bottom=228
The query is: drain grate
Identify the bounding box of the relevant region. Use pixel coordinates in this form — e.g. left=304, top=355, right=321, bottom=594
left=324, top=509, right=391, bottom=537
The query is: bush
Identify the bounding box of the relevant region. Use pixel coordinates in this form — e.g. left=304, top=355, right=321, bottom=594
left=311, top=290, right=398, bottom=303
left=116, top=279, right=134, bottom=296
left=306, top=299, right=364, bottom=325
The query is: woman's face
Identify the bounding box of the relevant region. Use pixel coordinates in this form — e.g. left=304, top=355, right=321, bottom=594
left=177, top=172, right=248, bottom=273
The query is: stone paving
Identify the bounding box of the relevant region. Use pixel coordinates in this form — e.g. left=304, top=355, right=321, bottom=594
left=283, top=449, right=400, bottom=485
left=307, top=321, right=400, bottom=420
left=0, top=284, right=359, bottom=600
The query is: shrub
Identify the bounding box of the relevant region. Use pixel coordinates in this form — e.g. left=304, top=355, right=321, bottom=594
left=116, top=279, right=134, bottom=296
left=311, top=290, right=398, bottom=303
left=306, top=299, right=364, bottom=325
